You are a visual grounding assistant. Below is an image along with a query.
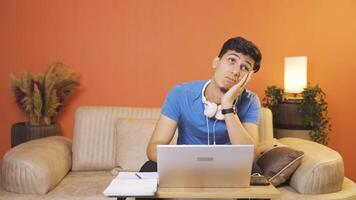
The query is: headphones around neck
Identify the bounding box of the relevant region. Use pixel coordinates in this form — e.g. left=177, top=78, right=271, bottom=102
left=202, top=80, right=239, bottom=121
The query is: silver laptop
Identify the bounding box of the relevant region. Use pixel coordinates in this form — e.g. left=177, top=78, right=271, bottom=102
left=157, top=145, right=254, bottom=188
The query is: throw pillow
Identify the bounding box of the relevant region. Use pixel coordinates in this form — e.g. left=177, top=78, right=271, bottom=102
left=256, top=139, right=304, bottom=186
left=115, top=119, right=157, bottom=171
left=115, top=118, right=178, bottom=172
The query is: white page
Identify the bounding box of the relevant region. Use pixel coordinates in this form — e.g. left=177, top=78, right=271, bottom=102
left=103, top=179, right=158, bottom=196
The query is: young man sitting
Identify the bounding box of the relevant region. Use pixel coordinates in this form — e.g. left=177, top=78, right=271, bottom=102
left=143, top=36, right=262, bottom=172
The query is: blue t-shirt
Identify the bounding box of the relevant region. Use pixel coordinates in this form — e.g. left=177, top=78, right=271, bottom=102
left=162, top=80, right=261, bottom=145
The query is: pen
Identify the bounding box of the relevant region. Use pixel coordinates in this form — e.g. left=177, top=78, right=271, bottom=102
left=135, top=173, right=142, bottom=179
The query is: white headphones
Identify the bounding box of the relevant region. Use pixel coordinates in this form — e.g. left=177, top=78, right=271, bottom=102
left=202, top=80, right=244, bottom=145
left=202, top=80, right=224, bottom=120
left=202, top=80, right=226, bottom=145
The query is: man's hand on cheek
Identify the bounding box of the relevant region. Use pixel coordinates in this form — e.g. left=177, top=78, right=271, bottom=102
left=221, top=72, right=252, bottom=109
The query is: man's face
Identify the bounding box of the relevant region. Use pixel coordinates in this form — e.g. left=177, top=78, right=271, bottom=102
left=212, top=50, right=255, bottom=91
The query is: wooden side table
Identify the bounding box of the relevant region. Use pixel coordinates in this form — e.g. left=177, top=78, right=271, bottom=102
left=274, top=101, right=311, bottom=140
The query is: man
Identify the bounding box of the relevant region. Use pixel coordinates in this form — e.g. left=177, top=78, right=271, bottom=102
left=143, top=36, right=262, bottom=172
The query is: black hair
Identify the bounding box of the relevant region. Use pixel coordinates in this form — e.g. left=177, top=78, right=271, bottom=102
left=218, top=37, right=262, bottom=73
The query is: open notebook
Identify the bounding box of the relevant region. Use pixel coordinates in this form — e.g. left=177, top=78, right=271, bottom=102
left=103, top=172, right=158, bottom=197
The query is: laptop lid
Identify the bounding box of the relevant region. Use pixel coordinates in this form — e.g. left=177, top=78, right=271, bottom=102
left=157, top=145, right=254, bottom=188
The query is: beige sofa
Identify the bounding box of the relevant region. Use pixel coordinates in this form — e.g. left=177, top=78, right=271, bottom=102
left=1, top=106, right=356, bottom=200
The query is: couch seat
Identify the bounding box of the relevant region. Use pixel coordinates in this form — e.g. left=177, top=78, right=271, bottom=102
left=278, top=177, right=356, bottom=200
left=0, top=171, right=115, bottom=200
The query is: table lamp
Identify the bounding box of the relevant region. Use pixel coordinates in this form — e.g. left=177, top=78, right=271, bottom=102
left=274, top=56, right=311, bottom=140
left=284, top=56, right=307, bottom=101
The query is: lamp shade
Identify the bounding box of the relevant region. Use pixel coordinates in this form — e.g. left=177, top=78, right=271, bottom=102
left=284, top=56, right=307, bottom=93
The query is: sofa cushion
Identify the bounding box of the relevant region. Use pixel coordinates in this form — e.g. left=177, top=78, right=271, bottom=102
left=258, top=108, right=274, bottom=142
left=0, top=170, right=134, bottom=200
left=72, top=107, right=161, bottom=171
left=278, top=137, right=344, bottom=194
left=46, top=171, right=117, bottom=200
left=1, top=136, right=71, bottom=194
left=115, top=119, right=156, bottom=171
left=256, top=139, right=304, bottom=186
left=115, top=118, right=178, bottom=172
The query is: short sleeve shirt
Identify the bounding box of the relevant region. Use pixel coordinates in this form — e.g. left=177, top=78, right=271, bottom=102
left=162, top=80, right=261, bottom=145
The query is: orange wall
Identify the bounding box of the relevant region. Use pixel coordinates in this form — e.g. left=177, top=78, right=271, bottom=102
left=1, top=0, right=356, bottom=181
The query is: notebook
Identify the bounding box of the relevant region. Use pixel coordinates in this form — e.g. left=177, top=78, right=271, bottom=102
left=103, top=172, right=158, bottom=197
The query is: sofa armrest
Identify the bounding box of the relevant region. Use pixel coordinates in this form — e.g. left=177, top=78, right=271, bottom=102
left=1, top=136, right=72, bottom=194
left=278, top=137, right=344, bottom=194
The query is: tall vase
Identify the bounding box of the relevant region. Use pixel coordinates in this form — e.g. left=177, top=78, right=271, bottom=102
left=11, top=122, right=62, bottom=147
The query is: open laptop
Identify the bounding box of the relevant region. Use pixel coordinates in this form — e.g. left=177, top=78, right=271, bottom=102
left=157, top=144, right=254, bottom=188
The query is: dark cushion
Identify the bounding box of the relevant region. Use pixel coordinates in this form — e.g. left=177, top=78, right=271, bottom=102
left=256, top=139, right=304, bottom=186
